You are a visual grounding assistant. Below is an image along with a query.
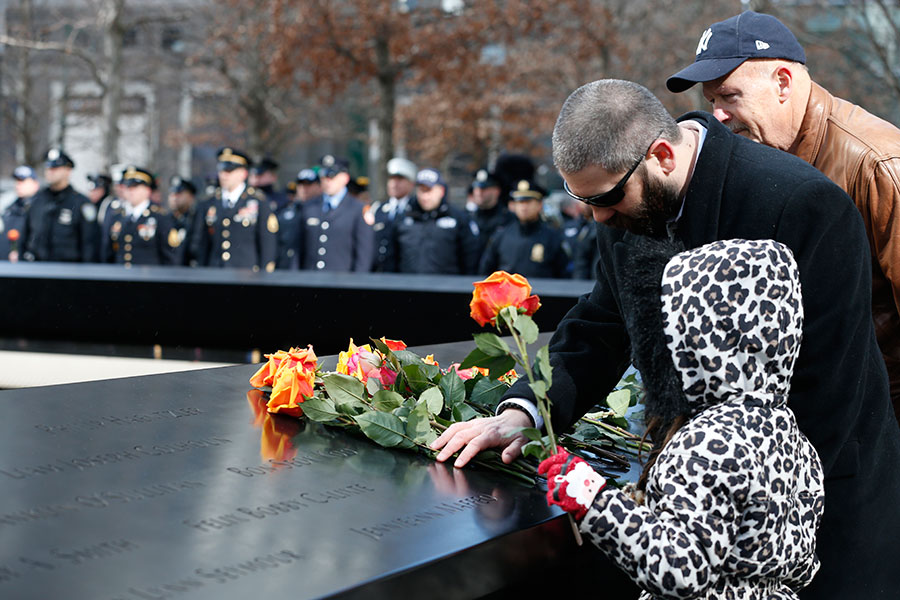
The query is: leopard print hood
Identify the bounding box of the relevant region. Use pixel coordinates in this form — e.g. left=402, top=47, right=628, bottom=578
left=661, top=239, right=803, bottom=412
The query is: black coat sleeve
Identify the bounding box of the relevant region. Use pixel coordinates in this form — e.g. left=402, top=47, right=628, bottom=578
left=503, top=229, right=632, bottom=431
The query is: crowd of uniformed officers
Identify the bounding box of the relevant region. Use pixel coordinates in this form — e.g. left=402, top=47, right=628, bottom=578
left=0, top=147, right=601, bottom=279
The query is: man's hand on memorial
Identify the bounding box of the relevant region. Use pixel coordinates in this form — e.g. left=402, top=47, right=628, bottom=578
left=430, top=410, right=531, bottom=468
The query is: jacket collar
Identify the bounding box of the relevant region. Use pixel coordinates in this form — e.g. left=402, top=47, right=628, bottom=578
left=790, top=81, right=831, bottom=166
left=675, top=111, right=734, bottom=247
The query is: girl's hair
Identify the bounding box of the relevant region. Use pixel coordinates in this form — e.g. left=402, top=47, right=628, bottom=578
left=637, top=414, right=687, bottom=492
left=619, top=236, right=691, bottom=493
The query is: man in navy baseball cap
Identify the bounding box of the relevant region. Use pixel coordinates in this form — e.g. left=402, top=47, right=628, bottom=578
left=667, top=10, right=900, bottom=443
left=666, top=11, right=805, bottom=93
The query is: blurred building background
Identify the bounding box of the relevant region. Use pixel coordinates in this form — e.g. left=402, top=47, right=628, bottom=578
left=0, top=0, right=896, bottom=203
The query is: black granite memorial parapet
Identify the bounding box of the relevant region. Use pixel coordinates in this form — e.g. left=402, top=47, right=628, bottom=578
left=0, top=355, right=639, bottom=599
left=0, top=263, right=592, bottom=358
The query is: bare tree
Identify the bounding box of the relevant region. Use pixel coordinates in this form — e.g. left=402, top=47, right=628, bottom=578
left=0, top=0, right=194, bottom=170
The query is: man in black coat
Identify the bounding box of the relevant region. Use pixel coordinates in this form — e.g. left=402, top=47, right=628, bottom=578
left=300, top=155, right=373, bottom=272
left=433, top=80, right=900, bottom=598
left=190, top=147, right=278, bottom=272
left=388, top=168, right=481, bottom=275
left=22, top=149, right=100, bottom=262
left=105, top=166, right=178, bottom=267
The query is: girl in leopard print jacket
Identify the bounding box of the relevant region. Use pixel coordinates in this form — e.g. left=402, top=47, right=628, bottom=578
left=545, top=239, right=824, bottom=599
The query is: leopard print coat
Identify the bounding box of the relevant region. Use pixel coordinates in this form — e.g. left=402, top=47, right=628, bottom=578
left=580, top=239, right=825, bottom=599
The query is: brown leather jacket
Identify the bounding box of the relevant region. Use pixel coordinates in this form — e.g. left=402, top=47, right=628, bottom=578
left=792, top=82, right=900, bottom=415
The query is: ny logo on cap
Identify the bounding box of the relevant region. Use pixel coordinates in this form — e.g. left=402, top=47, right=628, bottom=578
left=696, top=28, right=712, bottom=55
left=476, top=169, right=488, bottom=182
left=322, top=155, right=335, bottom=167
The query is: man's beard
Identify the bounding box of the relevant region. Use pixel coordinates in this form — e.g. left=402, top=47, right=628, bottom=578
left=606, top=168, right=681, bottom=238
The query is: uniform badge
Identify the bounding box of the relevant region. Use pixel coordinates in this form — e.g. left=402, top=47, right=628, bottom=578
left=267, top=213, right=279, bottom=233
left=138, top=217, right=157, bottom=241
left=168, top=228, right=182, bottom=248
left=436, top=216, right=457, bottom=229
left=81, top=203, right=98, bottom=222
left=111, top=220, right=122, bottom=240
left=373, top=222, right=385, bottom=232
left=306, top=217, right=320, bottom=227
left=58, top=208, right=73, bottom=225
left=206, top=205, right=217, bottom=226
left=469, top=221, right=480, bottom=236
left=530, top=243, right=545, bottom=263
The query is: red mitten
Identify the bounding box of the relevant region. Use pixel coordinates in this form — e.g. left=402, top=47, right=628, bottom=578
left=538, top=448, right=606, bottom=521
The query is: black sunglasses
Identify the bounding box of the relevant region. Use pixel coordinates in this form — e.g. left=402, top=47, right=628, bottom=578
left=563, top=131, right=663, bottom=208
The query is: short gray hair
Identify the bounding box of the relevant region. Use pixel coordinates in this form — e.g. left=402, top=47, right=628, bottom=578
left=552, top=80, right=681, bottom=174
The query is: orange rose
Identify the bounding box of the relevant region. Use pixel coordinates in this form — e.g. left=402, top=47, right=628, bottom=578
left=469, top=271, right=541, bottom=327
left=250, top=346, right=317, bottom=388
left=267, top=362, right=316, bottom=417
left=7, top=229, right=20, bottom=242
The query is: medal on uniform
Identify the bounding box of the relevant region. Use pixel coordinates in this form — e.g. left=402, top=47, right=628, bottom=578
left=206, top=205, right=217, bottom=226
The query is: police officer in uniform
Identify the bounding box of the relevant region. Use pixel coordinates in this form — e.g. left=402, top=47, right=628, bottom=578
left=22, top=148, right=100, bottom=262
left=105, top=166, right=178, bottom=266
left=389, top=168, right=481, bottom=274
left=273, top=182, right=303, bottom=270
left=468, top=168, right=515, bottom=249
left=366, top=157, right=416, bottom=272
left=250, top=157, right=289, bottom=211
left=479, top=180, right=569, bottom=278
left=295, top=168, right=321, bottom=204
left=191, top=147, right=278, bottom=271
left=1, top=165, right=39, bottom=261
left=167, top=176, right=197, bottom=266
left=300, top=155, right=374, bottom=272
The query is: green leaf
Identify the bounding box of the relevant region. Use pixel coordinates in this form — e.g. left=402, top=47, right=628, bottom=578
left=459, top=347, right=490, bottom=369
left=354, top=412, right=413, bottom=448
left=473, top=332, right=511, bottom=357
left=438, top=369, right=466, bottom=408
left=515, top=426, right=544, bottom=442
left=372, top=390, right=404, bottom=412
left=403, top=363, right=437, bottom=394
left=393, top=350, right=427, bottom=368
left=529, top=380, right=548, bottom=400
left=522, top=440, right=550, bottom=461
left=369, top=337, right=392, bottom=357
left=452, top=403, right=479, bottom=422
left=406, top=401, right=435, bottom=444
left=512, top=313, right=539, bottom=345
left=469, top=377, right=507, bottom=411
left=606, top=389, right=631, bottom=418
left=365, top=377, right=383, bottom=396
left=418, top=386, right=444, bottom=415
left=322, top=374, right=368, bottom=408
left=298, top=397, right=339, bottom=422
left=535, top=345, right=553, bottom=388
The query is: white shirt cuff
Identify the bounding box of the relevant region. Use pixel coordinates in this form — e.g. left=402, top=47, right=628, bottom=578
left=496, top=398, right=544, bottom=430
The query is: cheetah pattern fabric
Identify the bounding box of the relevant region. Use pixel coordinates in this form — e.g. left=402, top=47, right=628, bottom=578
left=580, top=239, right=825, bottom=599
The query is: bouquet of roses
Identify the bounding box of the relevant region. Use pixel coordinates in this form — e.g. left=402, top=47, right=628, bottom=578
left=248, top=271, right=648, bottom=484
